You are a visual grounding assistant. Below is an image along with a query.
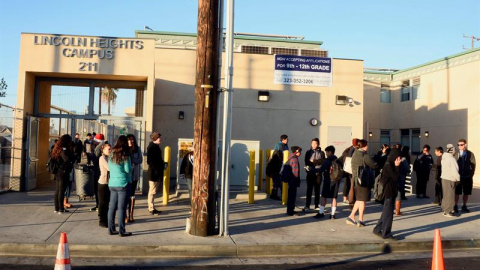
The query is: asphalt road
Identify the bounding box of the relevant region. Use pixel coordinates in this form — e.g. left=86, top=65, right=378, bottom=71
left=1, top=251, right=479, bottom=270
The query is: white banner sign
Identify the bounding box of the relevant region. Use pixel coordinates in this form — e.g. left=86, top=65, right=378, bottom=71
left=274, top=55, right=332, bottom=87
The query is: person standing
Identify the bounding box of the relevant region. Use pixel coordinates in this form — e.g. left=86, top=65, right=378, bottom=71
left=285, top=146, right=302, bottom=216
left=51, top=134, right=75, bottom=214
left=107, top=135, right=132, bottom=237
left=313, top=146, right=339, bottom=219
left=413, top=144, right=433, bottom=199
left=341, top=138, right=359, bottom=206
left=90, top=133, right=105, bottom=212
left=441, top=144, right=460, bottom=217
left=147, top=132, right=165, bottom=215
left=395, top=146, right=410, bottom=215
left=303, top=138, right=325, bottom=212
left=180, top=150, right=194, bottom=204
left=454, top=139, right=476, bottom=213
left=433, top=147, right=444, bottom=206
left=270, top=134, right=289, bottom=200
left=373, top=148, right=402, bottom=240
left=84, top=133, right=93, bottom=165
left=64, top=133, right=83, bottom=209
left=98, top=143, right=111, bottom=228
left=126, top=134, right=142, bottom=223
left=346, top=139, right=377, bottom=227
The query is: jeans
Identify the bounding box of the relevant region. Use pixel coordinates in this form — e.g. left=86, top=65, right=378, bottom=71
left=64, top=170, right=74, bottom=198
left=108, top=186, right=130, bottom=235
left=54, top=175, right=67, bottom=211
left=305, top=173, right=321, bottom=208
left=98, top=183, right=110, bottom=226
left=287, top=183, right=298, bottom=214
left=373, top=197, right=395, bottom=238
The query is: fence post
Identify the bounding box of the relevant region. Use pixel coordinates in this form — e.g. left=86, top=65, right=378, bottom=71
left=163, top=146, right=171, bottom=205
left=248, top=150, right=255, bottom=204
left=258, top=149, right=263, bottom=191
left=282, top=150, right=289, bottom=205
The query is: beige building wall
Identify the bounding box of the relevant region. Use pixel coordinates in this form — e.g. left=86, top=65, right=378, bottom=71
left=154, top=47, right=364, bottom=180
left=364, top=48, right=480, bottom=201
left=14, top=33, right=155, bottom=190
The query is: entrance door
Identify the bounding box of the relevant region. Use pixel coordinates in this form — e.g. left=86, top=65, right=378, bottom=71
left=25, top=116, right=39, bottom=191
left=327, top=126, right=352, bottom=153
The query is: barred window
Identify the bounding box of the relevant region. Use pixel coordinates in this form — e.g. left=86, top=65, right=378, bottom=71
left=271, top=47, right=298, bottom=55
left=301, top=49, right=328, bottom=57
left=380, top=83, right=391, bottom=103
left=240, top=46, right=269, bottom=54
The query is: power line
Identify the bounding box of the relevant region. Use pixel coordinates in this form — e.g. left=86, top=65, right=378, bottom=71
left=463, top=34, right=480, bottom=50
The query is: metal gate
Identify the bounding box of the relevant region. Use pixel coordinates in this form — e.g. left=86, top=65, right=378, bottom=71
left=0, top=103, right=17, bottom=191
left=25, top=116, right=39, bottom=191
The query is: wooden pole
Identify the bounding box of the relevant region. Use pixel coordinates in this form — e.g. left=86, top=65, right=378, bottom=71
left=190, top=0, right=220, bottom=237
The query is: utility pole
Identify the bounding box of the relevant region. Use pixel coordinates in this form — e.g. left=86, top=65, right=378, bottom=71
left=463, top=34, right=480, bottom=49
left=190, top=0, right=220, bottom=237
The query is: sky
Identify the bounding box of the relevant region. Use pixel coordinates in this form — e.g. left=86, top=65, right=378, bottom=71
left=0, top=0, right=479, bottom=107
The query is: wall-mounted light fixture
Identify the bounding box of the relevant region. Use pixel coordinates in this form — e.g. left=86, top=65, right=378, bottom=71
left=369, top=132, right=373, bottom=137
left=178, top=111, right=185, bottom=120
left=258, top=91, right=270, bottom=102
left=425, top=131, right=429, bottom=137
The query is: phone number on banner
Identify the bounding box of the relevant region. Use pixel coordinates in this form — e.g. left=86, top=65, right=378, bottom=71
left=274, top=71, right=332, bottom=86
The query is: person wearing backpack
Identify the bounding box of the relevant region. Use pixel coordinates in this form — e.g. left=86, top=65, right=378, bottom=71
left=303, top=138, right=325, bottom=212
left=285, top=146, right=302, bottom=216
left=372, top=148, right=401, bottom=240
left=346, top=139, right=378, bottom=227
left=269, top=134, right=289, bottom=200
left=313, top=145, right=339, bottom=219
left=51, top=134, right=75, bottom=214
left=341, top=138, right=359, bottom=207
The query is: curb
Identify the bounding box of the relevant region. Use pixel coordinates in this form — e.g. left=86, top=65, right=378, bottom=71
left=1, top=239, right=479, bottom=258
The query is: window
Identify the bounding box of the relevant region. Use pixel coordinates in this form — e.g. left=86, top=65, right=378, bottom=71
left=400, top=77, right=420, bottom=102
left=401, top=128, right=421, bottom=155
left=380, top=83, right=391, bottom=103
left=380, top=130, right=391, bottom=145
left=271, top=47, right=298, bottom=55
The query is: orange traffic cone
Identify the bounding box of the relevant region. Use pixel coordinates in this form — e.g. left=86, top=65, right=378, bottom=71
left=54, top=232, right=71, bottom=270
left=431, top=229, right=445, bottom=270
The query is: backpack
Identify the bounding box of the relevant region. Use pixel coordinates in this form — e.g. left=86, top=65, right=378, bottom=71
left=373, top=169, right=385, bottom=203
left=280, top=157, right=294, bottom=183
left=46, top=155, right=60, bottom=174
left=266, top=151, right=283, bottom=177
left=330, top=159, right=344, bottom=182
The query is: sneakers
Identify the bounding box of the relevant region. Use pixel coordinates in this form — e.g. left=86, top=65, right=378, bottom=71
left=58, top=209, right=69, bottom=214
left=314, top=206, right=320, bottom=210
left=346, top=217, right=357, bottom=225
left=462, top=205, right=470, bottom=213
left=119, top=232, right=133, bottom=237
left=357, top=221, right=366, bottom=227
left=54, top=210, right=59, bottom=213
left=330, top=214, right=336, bottom=220
left=149, top=209, right=161, bottom=215
left=90, top=206, right=98, bottom=212
left=287, top=211, right=299, bottom=216
left=454, top=205, right=459, bottom=213
left=342, top=201, right=349, bottom=205
left=443, top=212, right=455, bottom=218
left=313, top=213, right=325, bottom=219
left=302, top=206, right=310, bottom=212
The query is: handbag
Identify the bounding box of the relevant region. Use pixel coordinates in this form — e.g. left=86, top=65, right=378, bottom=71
left=357, top=154, right=375, bottom=188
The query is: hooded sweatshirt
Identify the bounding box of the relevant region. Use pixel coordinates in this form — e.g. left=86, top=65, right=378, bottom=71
left=380, top=148, right=401, bottom=199
left=441, top=152, right=460, bottom=182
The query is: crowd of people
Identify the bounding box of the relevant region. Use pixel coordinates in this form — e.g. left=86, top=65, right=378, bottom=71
left=50, top=131, right=168, bottom=237
left=267, top=134, right=476, bottom=240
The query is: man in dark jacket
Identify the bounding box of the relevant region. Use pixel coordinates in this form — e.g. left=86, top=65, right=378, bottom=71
left=147, top=132, right=165, bottom=215
left=454, top=139, right=476, bottom=213
left=270, top=134, right=289, bottom=200
left=433, top=147, right=443, bottom=205
left=373, top=148, right=401, bottom=240
left=73, top=133, right=83, bottom=164
left=303, top=138, right=325, bottom=211
left=285, top=146, right=302, bottom=216
left=413, top=144, right=433, bottom=198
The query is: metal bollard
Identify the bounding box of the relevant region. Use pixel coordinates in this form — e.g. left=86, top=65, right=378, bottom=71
left=248, top=150, right=255, bottom=204
left=258, top=149, right=263, bottom=191
left=265, top=149, right=272, bottom=195
left=282, top=150, right=289, bottom=205
left=163, top=146, right=171, bottom=205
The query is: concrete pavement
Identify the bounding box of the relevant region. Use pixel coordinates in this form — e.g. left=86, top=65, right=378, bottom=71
left=0, top=180, right=479, bottom=259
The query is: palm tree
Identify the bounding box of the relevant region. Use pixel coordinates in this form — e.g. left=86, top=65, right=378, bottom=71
left=101, top=86, right=118, bottom=115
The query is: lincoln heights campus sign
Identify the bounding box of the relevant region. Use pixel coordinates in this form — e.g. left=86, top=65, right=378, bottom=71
left=33, top=35, right=144, bottom=71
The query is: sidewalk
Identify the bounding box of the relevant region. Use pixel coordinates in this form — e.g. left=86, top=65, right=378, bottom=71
left=0, top=181, right=479, bottom=258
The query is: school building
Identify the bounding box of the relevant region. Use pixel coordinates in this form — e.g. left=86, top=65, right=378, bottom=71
left=6, top=30, right=480, bottom=201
